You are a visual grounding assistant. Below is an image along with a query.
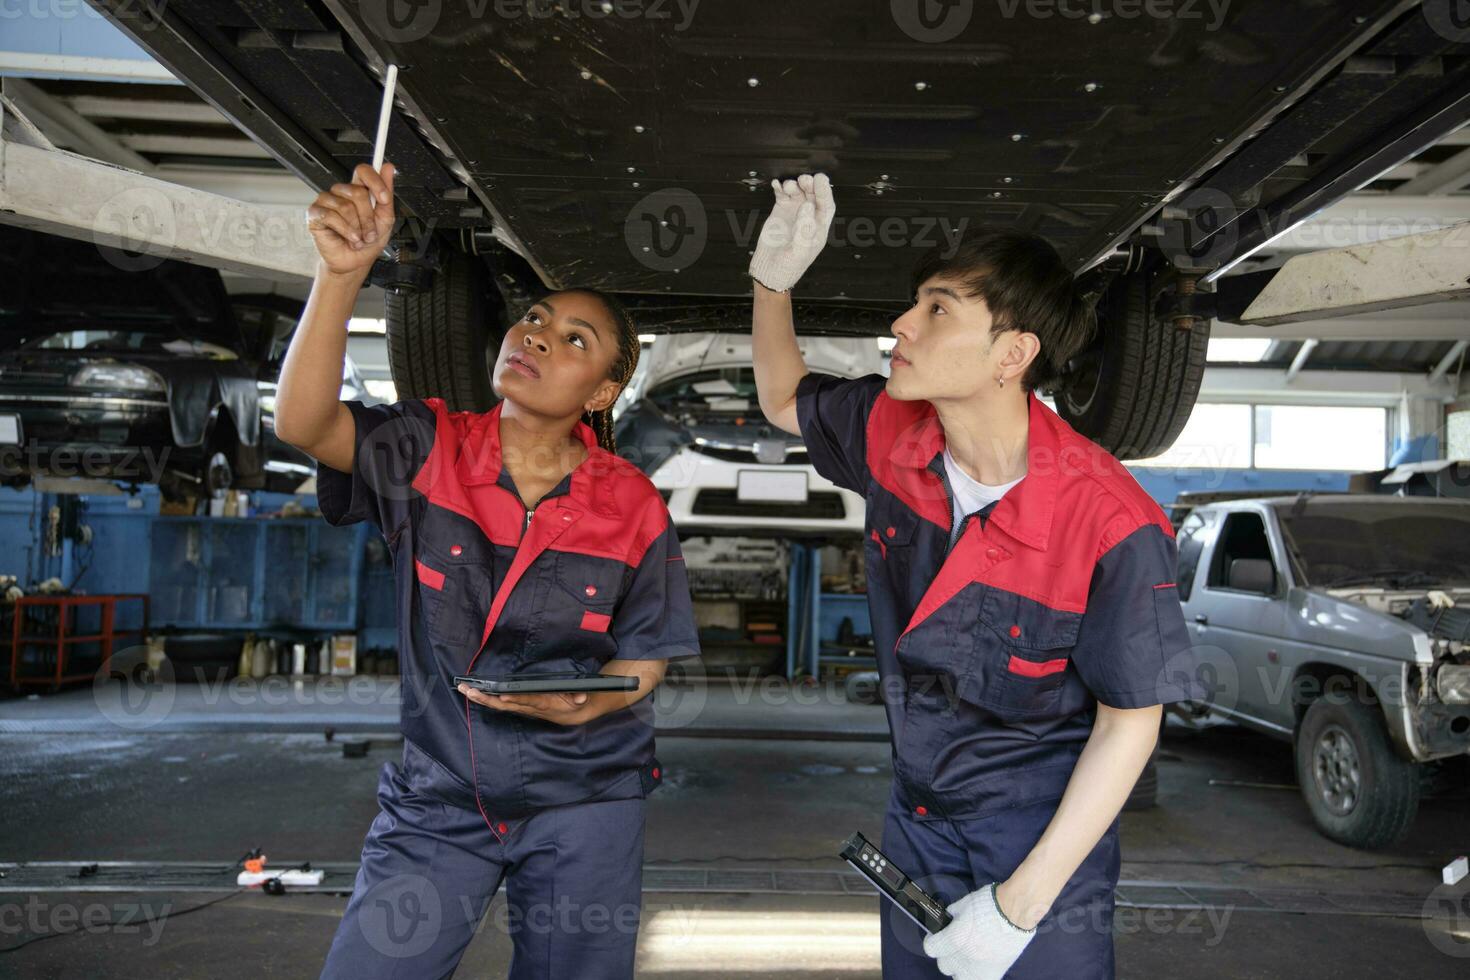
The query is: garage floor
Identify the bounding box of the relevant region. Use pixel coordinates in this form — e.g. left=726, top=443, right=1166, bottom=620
left=1, top=711, right=1465, bottom=978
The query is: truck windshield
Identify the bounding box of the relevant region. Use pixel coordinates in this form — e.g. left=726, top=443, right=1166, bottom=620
left=1275, top=502, right=1470, bottom=588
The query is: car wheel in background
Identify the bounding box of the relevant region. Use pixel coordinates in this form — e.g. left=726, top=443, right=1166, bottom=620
left=386, top=247, right=507, bottom=412
left=1055, top=259, right=1209, bottom=461
left=1294, top=681, right=1420, bottom=849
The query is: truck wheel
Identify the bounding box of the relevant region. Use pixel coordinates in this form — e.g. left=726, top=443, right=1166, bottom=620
left=1294, top=688, right=1420, bottom=849
left=1055, top=262, right=1208, bottom=460
left=386, top=247, right=507, bottom=412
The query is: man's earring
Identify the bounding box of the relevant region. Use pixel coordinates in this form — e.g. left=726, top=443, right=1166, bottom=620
left=996, top=375, right=1006, bottom=389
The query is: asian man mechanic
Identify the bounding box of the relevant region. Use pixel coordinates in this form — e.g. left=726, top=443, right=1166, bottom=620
left=747, top=174, right=1208, bottom=980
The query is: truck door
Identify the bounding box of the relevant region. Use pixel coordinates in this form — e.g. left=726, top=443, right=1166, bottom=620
left=1190, top=508, right=1292, bottom=732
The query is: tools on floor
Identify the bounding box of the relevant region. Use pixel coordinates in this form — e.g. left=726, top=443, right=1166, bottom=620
left=234, top=848, right=325, bottom=892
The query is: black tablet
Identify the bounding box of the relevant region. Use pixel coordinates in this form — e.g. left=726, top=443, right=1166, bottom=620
left=454, top=672, right=640, bottom=695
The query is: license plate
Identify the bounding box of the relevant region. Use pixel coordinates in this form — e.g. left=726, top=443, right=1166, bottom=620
left=736, top=469, right=807, bottom=503
left=0, top=414, right=20, bottom=445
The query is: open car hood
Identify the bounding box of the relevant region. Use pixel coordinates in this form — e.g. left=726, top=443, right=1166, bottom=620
left=0, top=224, right=254, bottom=355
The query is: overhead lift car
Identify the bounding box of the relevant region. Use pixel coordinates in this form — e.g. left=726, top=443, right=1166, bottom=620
left=13, top=0, right=1461, bottom=462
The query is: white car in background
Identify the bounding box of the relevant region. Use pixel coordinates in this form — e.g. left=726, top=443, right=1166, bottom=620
left=614, top=333, right=886, bottom=537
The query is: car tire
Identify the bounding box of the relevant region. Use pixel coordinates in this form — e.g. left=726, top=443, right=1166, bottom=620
left=1055, top=261, right=1208, bottom=460
left=386, top=248, right=507, bottom=412
left=1294, top=683, right=1420, bottom=850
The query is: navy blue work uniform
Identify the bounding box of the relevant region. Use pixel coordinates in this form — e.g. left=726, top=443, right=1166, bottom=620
left=795, top=373, right=1207, bottom=979
left=313, top=396, right=700, bottom=979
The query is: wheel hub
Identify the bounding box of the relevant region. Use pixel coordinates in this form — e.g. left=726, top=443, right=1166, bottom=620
left=1312, top=723, right=1361, bottom=816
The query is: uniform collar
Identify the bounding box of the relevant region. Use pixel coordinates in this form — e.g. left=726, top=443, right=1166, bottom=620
left=889, top=388, right=1059, bottom=551
left=453, top=399, right=621, bottom=519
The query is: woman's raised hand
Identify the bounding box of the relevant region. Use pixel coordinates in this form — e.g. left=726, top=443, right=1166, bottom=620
left=748, top=172, right=835, bottom=293
left=306, top=161, right=396, bottom=277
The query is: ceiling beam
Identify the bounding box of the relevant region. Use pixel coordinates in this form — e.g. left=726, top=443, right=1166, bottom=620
left=1, top=77, right=152, bottom=172
left=116, top=133, right=272, bottom=158
left=1429, top=340, right=1468, bottom=383
left=1240, top=222, right=1470, bottom=325
left=1, top=96, right=318, bottom=282
left=1392, top=145, right=1470, bottom=195
left=1197, top=367, right=1455, bottom=406
left=58, top=95, right=223, bottom=125
left=1285, top=338, right=1318, bottom=381
left=0, top=52, right=178, bottom=84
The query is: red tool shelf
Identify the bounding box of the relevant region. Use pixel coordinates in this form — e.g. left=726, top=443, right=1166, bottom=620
left=5, top=594, right=150, bottom=690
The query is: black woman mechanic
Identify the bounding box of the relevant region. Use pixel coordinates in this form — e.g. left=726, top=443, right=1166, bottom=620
left=748, top=174, right=1208, bottom=979
left=275, top=160, right=701, bottom=979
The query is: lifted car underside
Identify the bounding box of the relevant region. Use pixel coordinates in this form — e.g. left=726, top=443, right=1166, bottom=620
left=88, top=0, right=1470, bottom=457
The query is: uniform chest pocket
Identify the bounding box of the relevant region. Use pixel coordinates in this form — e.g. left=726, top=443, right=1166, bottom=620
left=413, top=509, right=496, bottom=654
left=864, top=495, right=925, bottom=613
left=552, top=550, right=624, bottom=633
left=866, top=495, right=919, bottom=559
left=414, top=548, right=490, bottom=651
left=972, top=590, right=1082, bottom=723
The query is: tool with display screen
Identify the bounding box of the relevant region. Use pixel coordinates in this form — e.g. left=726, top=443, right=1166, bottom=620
left=839, top=831, right=952, bottom=933
left=454, top=671, right=639, bottom=695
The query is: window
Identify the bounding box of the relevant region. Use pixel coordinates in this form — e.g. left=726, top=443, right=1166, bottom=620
left=1206, top=512, right=1278, bottom=595
left=1132, top=402, right=1389, bottom=471
left=1253, top=405, right=1386, bottom=471
left=1274, top=501, right=1470, bottom=588
left=1175, top=511, right=1212, bottom=601
left=1132, top=404, right=1253, bottom=470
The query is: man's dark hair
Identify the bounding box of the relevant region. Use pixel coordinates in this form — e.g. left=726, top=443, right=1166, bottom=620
left=908, top=228, right=1097, bottom=392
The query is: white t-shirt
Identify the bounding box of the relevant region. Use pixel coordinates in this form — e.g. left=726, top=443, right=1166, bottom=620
left=942, top=445, right=1025, bottom=545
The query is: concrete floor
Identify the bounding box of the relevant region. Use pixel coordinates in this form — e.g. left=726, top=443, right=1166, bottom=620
left=1, top=704, right=1467, bottom=977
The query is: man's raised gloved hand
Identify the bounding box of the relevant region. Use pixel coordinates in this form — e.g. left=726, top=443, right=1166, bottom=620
left=921, top=881, right=1038, bottom=979
left=747, top=172, right=835, bottom=293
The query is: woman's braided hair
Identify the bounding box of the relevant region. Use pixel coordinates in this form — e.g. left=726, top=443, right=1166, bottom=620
left=546, top=288, right=640, bottom=454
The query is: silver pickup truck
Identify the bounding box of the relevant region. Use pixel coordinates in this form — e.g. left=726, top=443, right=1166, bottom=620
left=1173, top=493, right=1470, bottom=849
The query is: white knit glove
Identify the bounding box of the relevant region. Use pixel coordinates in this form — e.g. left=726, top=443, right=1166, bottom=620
left=747, top=173, right=835, bottom=292
left=921, top=882, right=1037, bottom=980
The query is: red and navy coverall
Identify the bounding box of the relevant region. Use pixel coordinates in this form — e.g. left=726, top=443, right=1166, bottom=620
left=795, top=372, right=1207, bottom=979
left=315, top=396, right=700, bottom=979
